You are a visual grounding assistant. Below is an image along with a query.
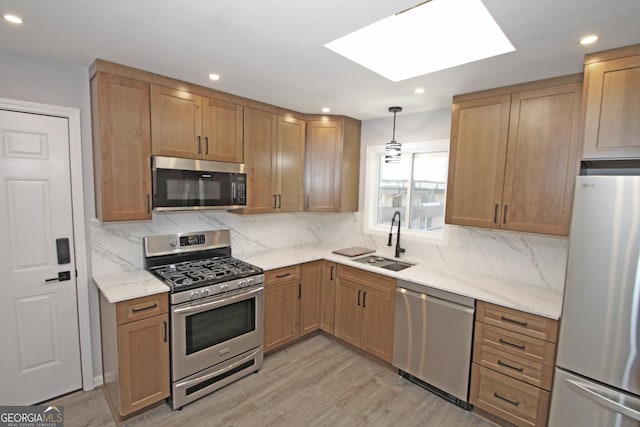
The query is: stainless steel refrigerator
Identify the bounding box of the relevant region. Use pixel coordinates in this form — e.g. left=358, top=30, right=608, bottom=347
left=549, top=175, right=640, bottom=426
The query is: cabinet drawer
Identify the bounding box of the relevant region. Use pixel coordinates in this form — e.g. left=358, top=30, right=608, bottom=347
left=474, top=322, right=556, bottom=367
left=471, top=364, right=550, bottom=427
left=336, top=265, right=395, bottom=293
left=473, top=340, right=554, bottom=390
left=477, top=302, right=558, bottom=342
left=265, top=265, right=300, bottom=285
left=117, top=293, right=168, bottom=325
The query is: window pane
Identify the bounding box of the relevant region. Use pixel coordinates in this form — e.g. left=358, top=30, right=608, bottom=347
left=409, top=152, right=448, bottom=230
left=377, top=154, right=409, bottom=226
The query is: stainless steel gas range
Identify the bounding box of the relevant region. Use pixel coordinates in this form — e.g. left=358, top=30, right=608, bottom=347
left=143, top=229, right=264, bottom=410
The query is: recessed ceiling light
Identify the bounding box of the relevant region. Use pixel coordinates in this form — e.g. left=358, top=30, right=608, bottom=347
left=208, top=73, right=221, bottom=81
left=324, top=0, right=515, bottom=82
left=415, top=88, right=425, bottom=95
left=579, top=35, right=599, bottom=45
left=322, top=107, right=331, bottom=113
left=3, top=14, right=23, bottom=24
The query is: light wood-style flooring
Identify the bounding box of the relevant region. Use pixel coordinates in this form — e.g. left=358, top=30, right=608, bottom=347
left=48, top=334, right=497, bottom=427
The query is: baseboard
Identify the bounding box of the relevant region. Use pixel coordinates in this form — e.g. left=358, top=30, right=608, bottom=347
left=93, top=374, right=104, bottom=387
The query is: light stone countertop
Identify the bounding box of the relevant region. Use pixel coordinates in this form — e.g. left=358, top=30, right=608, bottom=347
left=94, top=269, right=169, bottom=303
left=237, top=242, right=564, bottom=320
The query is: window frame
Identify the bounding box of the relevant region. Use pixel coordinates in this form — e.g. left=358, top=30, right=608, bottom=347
left=364, top=139, right=450, bottom=241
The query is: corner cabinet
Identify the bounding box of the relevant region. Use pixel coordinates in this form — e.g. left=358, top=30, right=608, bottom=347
left=90, top=72, right=152, bottom=221
left=446, top=75, right=582, bottom=236
left=99, top=293, right=169, bottom=419
left=319, top=261, right=337, bottom=334
left=582, top=44, right=640, bottom=159
left=150, top=85, right=243, bottom=162
left=243, top=108, right=305, bottom=213
left=305, top=118, right=361, bottom=212
left=334, top=265, right=395, bottom=362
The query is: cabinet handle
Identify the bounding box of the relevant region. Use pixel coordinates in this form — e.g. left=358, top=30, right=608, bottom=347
left=273, top=194, right=277, bottom=209
left=197, top=136, right=202, bottom=154
left=275, top=273, right=291, bottom=278
left=357, top=289, right=361, bottom=306
left=330, top=266, right=334, bottom=281
left=298, top=283, right=301, bottom=299
left=500, top=315, right=528, bottom=327
left=146, top=194, right=151, bottom=214
left=131, top=303, right=158, bottom=313
left=503, top=205, right=508, bottom=224
left=278, top=194, right=282, bottom=209
left=493, top=392, right=520, bottom=407
left=306, top=195, right=310, bottom=210
left=205, top=136, right=209, bottom=155
left=163, top=320, right=168, bottom=342
left=362, top=291, right=367, bottom=308
left=499, top=338, right=526, bottom=350
left=494, top=204, right=499, bottom=223
left=497, top=359, right=524, bottom=372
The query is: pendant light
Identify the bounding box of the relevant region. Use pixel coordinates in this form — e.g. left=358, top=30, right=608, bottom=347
left=385, top=106, right=402, bottom=163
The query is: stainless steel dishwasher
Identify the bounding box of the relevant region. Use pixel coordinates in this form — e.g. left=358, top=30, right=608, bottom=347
left=393, top=279, right=475, bottom=409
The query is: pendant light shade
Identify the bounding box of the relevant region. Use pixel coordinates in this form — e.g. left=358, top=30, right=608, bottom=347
left=385, top=106, right=402, bottom=163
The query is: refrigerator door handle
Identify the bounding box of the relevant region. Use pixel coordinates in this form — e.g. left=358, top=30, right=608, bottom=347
left=566, top=378, right=640, bottom=421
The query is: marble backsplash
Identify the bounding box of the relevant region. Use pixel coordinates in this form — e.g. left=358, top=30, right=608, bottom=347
left=90, top=210, right=568, bottom=290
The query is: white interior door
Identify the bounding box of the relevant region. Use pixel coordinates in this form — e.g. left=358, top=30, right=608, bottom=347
left=0, top=109, right=82, bottom=404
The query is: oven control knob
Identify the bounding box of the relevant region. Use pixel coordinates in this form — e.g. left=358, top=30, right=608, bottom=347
left=190, top=290, right=200, bottom=300
left=239, top=280, right=247, bottom=288
left=221, top=284, right=229, bottom=292
left=247, top=278, right=254, bottom=286
left=202, top=288, right=210, bottom=297
left=169, top=237, right=178, bottom=247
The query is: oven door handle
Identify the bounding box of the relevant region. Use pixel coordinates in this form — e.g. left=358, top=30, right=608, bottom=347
left=173, top=285, right=264, bottom=314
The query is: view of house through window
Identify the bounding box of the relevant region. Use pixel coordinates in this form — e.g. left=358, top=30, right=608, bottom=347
left=375, top=147, right=448, bottom=233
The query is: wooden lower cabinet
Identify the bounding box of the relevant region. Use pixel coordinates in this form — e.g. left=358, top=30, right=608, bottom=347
left=100, top=293, right=169, bottom=419
left=471, top=301, right=558, bottom=427
left=299, top=261, right=322, bottom=336
left=334, top=265, right=395, bottom=363
left=319, top=261, right=337, bottom=334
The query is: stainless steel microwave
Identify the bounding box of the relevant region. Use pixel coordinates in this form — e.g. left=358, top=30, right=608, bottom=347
left=152, top=156, right=246, bottom=211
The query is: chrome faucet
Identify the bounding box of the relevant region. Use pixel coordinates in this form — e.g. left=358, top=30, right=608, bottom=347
left=387, top=210, right=405, bottom=258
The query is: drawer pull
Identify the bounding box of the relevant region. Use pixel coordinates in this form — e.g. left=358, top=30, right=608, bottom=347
left=500, top=315, right=528, bottom=327
left=131, top=303, right=158, bottom=313
left=499, top=338, right=526, bottom=350
left=497, top=359, right=524, bottom=372
left=275, top=273, right=291, bottom=278
left=494, top=392, right=520, bottom=407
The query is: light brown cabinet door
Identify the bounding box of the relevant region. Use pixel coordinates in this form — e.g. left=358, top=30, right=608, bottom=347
left=201, top=98, right=243, bottom=163
left=91, top=72, right=151, bottom=221
left=276, top=116, right=305, bottom=212
left=117, top=313, right=169, bottom=416
left=243, top=107, right=278, bottom=213
left=361, top=287, right=395, bottom=363
left=305, top=121, right=343, bottom=212
left=334, top=278, right=363, bottom=348
left=299, top=261, right=322, bottom=336
left=150, top=85, right=201, bottom=158
left=446, top=95, right=511, bottom=228
left=319, top=261, right=337, bottom=334
left=583, top=54, right=640, bottom=159
left=264, top=279, right=300, bottom=352
left=502, top=83, right=581, bottom=235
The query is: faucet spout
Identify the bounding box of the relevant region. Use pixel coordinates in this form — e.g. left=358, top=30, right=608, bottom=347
left=387, top=211, right=405, bottom=258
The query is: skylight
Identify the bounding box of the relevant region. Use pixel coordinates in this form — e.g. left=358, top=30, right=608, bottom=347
left=324, top=0, right=515, bottom=82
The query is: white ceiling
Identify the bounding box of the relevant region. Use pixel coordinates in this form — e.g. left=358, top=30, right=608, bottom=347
left=1, top=0, right=640, bottom=120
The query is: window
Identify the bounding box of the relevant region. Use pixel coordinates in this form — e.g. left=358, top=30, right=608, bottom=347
left=365, top=140, right=449, bottom=238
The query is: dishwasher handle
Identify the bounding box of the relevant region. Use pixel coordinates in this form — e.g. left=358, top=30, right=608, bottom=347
left=396, top=285, right=475, bottom=313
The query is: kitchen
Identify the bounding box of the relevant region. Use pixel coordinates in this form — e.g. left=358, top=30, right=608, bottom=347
left=1, top=1, right=640, bottom=426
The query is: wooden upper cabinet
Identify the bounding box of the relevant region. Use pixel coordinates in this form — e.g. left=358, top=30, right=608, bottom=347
left=91, top=72, right=152, bottom=221
left=201, top=97, right=243, bottom=162
left=502, top=83, right=582, bottom=235
left=150, top=84, right=244, bottom=162
left=150, top=85, right=201, bottom=158
left=305, top=118, right=361, bottom=212
left=242, top=108, right=305, bottom=214
left=582, top=44, right=640, bottom=159
left=446, top=95, right=511, bottom=228
left=446, top=75, right=582, bottom=236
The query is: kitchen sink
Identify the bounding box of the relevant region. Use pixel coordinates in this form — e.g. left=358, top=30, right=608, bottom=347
left=353, top=255, right=415, bottom=272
